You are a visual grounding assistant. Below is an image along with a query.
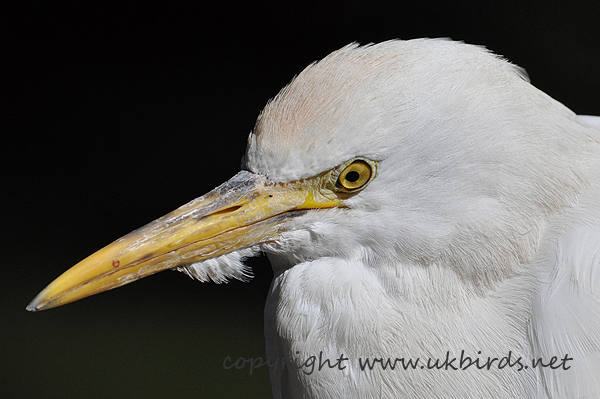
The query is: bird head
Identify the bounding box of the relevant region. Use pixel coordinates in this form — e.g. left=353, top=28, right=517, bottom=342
left=27, top=39, right=592, bottom=311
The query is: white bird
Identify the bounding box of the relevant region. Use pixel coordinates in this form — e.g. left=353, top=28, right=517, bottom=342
left=27, top=39, right=600, bottom=398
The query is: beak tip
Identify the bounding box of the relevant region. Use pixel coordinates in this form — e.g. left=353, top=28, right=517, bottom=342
left=26, top=301, right=40, bottom=312
left=26, top=292, right=49, bottom=312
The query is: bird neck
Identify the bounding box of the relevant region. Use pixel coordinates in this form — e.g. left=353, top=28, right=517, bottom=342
left=264, top=256, right=536, bottom=398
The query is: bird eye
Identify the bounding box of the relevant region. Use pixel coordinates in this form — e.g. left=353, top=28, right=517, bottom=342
left=337, top=160, right=373, bottom=191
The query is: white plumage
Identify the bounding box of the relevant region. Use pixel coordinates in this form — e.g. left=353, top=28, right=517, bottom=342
left=248, top=39, right=600, bottom=398
left=29, top=39, right=600, bottom=398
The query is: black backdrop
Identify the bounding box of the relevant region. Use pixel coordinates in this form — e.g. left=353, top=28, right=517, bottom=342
left=2, top=1, right=599, bottom=398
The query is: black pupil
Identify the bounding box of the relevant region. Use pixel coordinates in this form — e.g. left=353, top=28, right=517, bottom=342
left=345, top=171, right=360, bottom=182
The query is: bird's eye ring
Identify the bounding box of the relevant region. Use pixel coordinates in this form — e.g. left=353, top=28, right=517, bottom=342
left=337, top=160, right=373, bottom=191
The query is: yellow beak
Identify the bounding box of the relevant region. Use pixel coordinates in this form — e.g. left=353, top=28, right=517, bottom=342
left=27, top=170, right=342, bottom=311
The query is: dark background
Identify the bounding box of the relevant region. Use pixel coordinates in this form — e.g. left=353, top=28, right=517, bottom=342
left=2, top=1, right=599, bottom=398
